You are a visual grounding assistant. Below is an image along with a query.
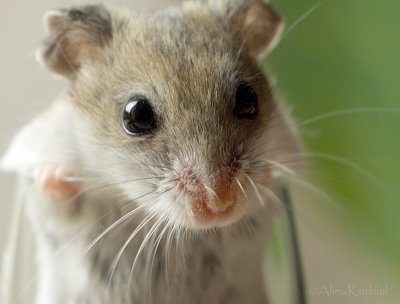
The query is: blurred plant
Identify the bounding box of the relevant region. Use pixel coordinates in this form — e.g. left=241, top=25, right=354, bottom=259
left=267, top=0, right=400, bottom=279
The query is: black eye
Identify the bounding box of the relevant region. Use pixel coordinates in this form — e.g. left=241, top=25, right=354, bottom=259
left=233, top=83, right=258, bottom=119
left=122, top=96, right=156, bottom=135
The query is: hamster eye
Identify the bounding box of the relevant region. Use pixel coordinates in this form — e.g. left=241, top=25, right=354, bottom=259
left=122, top=96, right=156, bottom=135
left=233, top=83, right=258, bottom=119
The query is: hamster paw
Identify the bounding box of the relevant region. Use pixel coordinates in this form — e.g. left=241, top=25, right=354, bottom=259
left=34, top=164, right=80, bottom=202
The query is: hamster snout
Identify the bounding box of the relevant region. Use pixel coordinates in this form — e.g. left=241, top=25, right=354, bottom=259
left=158, top=153, right=271, bottom=228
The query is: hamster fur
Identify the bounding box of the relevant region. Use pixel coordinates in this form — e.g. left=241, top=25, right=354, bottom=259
left=2, top=1, right=301, bottom=303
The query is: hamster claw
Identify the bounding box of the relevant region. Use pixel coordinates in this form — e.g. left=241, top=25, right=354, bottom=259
left=34, top=164, right=80, bottom=202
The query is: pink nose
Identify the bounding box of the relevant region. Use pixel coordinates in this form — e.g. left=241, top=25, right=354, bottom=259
left=175, top=155, right=241, bottom=216
left=191, top=181, right=237, bottom=221
left=212, top=182, right=235, bottom=210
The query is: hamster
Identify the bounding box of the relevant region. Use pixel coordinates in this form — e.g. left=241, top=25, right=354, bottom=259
left=1, top=1, right=301, bottom=303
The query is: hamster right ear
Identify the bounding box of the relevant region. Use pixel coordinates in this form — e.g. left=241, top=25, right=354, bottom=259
left=210, top=0, right=284, bottom=58
left=37, top=5, right=112, bottom=79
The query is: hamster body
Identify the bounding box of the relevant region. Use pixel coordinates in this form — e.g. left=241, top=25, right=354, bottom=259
left=2, top=1, right=301, bottom=303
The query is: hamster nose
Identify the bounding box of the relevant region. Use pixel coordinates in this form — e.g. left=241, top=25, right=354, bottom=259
left=206, top=181, right=236, bottom=213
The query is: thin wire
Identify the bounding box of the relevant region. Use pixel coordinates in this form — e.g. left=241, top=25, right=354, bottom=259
left=278, top=179, right=307, bottom=304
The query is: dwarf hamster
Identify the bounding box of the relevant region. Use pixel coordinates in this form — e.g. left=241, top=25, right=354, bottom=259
left=2, top=1, right=301, bottom=303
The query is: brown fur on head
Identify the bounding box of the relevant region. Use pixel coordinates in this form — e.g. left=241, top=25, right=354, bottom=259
left=39, top=1, right=282, bottom=77
left=37, top=1, right=295, bottom=229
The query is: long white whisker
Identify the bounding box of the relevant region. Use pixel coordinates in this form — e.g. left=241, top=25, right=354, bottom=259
left=285, top=174, right=343, bottom=211
left=143, top=216, right=164, bottom=304
left=235, top=177, right=248, bottom=200
left=280, top=1, right=324, bottom=41
left=256, top=183, right=284, bottom=210
left=163, top=219, right=177, bottom=287
left=266, top=159, right=296, bottom=176
left=203, top=184, right=219, bottom=209
left=127, top=214, right=166, bottom=298
left=62, top=176, right=161, bottom=204
left=296, top=107, right=400, bottom=130
left=81, top=193, right=155, bottom=259
left=244, top=173, right=265, bottom=207
left=106, top=212, right=158, bottom=288
left=284, top=152, right=392, bottom=194
left=147, top=215, right=170, bottom=304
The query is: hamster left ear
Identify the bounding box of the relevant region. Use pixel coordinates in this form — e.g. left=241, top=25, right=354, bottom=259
left=37, top=5, right=113, bottom=79
left=211, top=0, right=284, bottom=58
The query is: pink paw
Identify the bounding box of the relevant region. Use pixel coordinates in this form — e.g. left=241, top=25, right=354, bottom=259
left=34, top=164, right=80, bottom=202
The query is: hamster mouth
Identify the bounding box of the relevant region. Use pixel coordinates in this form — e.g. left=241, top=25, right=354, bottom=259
left=203, top=198, right=234, bottom=215
left=192, top=198, right=236, bottom=225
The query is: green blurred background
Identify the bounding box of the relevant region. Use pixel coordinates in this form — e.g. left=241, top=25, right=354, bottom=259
left=265, top=0, right=400, bottom=303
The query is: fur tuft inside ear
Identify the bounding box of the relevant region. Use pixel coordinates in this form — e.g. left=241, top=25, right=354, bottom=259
left=43, top=10, right=66, bottom=34
left=211, top=0, right=284, bottom=58
left=37, top=5, right=113, bottom=79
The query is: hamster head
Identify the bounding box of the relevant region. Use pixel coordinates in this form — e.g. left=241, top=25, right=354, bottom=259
left=38, top=0, right=294, bottom=229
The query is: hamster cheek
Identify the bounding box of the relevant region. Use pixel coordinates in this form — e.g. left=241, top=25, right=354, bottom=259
left=34, top=164, right=80, bottom=202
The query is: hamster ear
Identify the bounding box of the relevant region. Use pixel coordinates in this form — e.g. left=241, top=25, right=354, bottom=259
left=211, top=0, right=284, bottom=58
left=37, top=5, right=112, bottom=79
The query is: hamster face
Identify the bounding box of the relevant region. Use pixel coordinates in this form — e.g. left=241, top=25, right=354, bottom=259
left=41, top=2, right=288, bottom=229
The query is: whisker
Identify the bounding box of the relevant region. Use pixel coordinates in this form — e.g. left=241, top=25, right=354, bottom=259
left=235, top=177, right=248, bottom=200
left=244, top=173, right=265, bottom=207
left=163, top=219, right=178, bottom=287
left=295, top=107, right=400, bottom=130
left=203, top=184, right=220, bottom=209
left=63, top=176, right=162, bottom=204
left=265, top=159, right=296, bottom=176
left=147, top=214, right=170, bottom=304
left=285, top=174, right=343, bottom=212
left=106, top=212, right=158, bottom=288
left=280, top=1, right=324, bottom=42
left=284, top=152, right=392, bottom=194
left=256, top=182, right=284, bottom=210
left=127, top=214, right=166, bottom=299
left=80, top=191, right=156, bottom=259
left=250, top=158, right=343, bottom=211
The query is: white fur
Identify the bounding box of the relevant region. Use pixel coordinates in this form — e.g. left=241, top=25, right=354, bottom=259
left=1, top=98, right=79, bottom=175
